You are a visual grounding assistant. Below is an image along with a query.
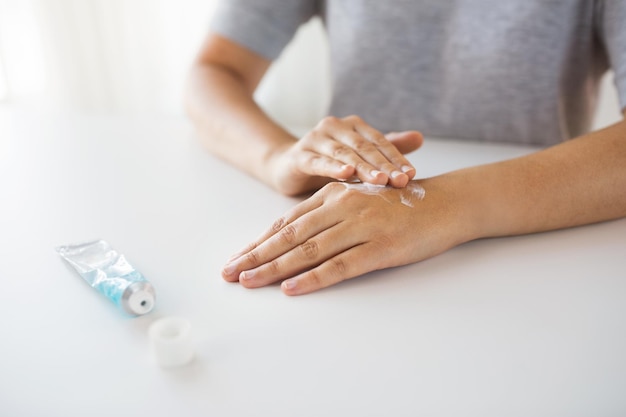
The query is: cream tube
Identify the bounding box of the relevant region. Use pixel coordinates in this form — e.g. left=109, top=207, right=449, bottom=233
left=56, top=240, right=156, bottom=316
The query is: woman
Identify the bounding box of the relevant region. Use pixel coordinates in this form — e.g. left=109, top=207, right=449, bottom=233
left=185, top=0, right=626, bottom=295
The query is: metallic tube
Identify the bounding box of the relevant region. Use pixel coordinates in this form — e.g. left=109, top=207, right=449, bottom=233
left=57, top=240, right=156, bottom=316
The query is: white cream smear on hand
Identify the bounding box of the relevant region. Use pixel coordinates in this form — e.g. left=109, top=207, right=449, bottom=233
left=341, top=181, right=426, bottom=207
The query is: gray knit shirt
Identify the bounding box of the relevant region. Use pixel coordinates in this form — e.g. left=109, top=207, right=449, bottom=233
left=211, top=0, right=626, bottom=145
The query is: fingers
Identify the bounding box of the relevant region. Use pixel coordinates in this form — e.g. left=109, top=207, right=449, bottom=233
left=302, top=129, right=389, bottom=184
left=239, top=226, right=359, bottom=289
left=293, top=150, right=357, bottom=182
left=281, top=244, right=376, bottom=295
left=222, top=188, right=328, bottom=282
left=299, top=115, right=419, bottom=187
left=222, top=182, right=380, bottom=292
left=352, top=121, right=414, bottom=187
left=222, top=181, right=418, bottom=295
left=385, top=131, right=424, bottom=155
left=224, top=213, right=374, bottom=293
left=230, top=213, right=338, bottom=285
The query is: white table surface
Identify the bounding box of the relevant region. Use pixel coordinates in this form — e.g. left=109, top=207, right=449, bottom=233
left=1, top=108, right=625, bottom=417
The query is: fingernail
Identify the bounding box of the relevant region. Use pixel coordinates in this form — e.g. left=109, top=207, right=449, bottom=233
left=282, top=279, right=297, bottom=290
left=391, top=170, right=404, bottom=179
left=223, top=263, right=237, bottom=276
left=240, top=270, right=255, bottom=281
left=401, top=165, right=413, bottom=173
left=371, top=169, right=383, bottom=178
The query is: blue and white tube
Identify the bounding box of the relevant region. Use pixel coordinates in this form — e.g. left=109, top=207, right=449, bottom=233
left=57, top=240, right=156, bottom=316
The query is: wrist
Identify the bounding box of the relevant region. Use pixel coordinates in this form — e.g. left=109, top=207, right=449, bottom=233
left=265, top=141, right=297, bottom=194
left=418, top=170, right=490, bottom=246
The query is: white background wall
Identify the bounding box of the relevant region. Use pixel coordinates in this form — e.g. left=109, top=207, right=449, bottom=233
left=0, top=0, right=621, bottom=131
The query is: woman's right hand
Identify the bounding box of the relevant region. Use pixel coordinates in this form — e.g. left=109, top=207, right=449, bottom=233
left=268, top=115, right=423, bottom=196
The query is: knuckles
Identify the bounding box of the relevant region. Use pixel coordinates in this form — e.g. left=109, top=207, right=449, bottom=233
left=271, top=217, right=285, bottom=232
left=268, top=259, right=282, bottom=275
left=329, top=257, right=348, bottom=278
left=352, top=136, right=376, bottom=153
left=244, top=250, right=260, bottom=265
left=322, top=181, right=347, bottom=194
left=299, top=240, right=320, bottom=259
left=330, top=142, right=350, bottom=159
left=305, top=269, right=323, bottom=288
left=316, top=115, right=340, bottom=129
left=316, top=114, right=363, bottom=131
left=279, top=224, right=298, bottom=244
left=343, top=114, right=363, bottom=125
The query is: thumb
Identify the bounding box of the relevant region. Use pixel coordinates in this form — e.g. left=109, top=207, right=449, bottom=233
left=385, top=130, right=424, bottom=155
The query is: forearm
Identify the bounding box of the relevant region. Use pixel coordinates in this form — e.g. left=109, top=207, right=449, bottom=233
left=435, top=118, right=626, bottom=242
left=184, top=64, right=296, bottom=184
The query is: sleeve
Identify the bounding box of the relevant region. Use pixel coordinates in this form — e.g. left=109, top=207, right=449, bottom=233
left=600, top=0, right=626, bottom=112
left=209, top=0, right=319, bottom=61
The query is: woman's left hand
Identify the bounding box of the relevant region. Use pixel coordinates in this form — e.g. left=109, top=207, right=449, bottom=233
left=222, top=178, right=475, bottom=295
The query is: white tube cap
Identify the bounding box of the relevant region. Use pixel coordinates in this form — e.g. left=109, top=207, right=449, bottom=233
left=149, top=317, right=194, bottom=367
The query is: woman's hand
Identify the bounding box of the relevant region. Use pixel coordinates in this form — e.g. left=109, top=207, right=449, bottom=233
left=220, top=108, right=626, bottom=296
left=222, top=178, right=476, bottom=295
left=268, top=115, right=423, bottom=196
